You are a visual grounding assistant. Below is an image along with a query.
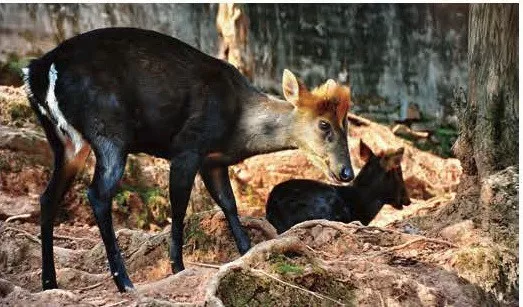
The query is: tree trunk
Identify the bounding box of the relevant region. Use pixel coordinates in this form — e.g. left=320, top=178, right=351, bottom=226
left=216, top=3, right=253, bottom=80
left=454, top=4, right=518, bottom=178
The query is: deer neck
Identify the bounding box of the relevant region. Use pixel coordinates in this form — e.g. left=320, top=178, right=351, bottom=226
left=234, top=92, right=298, bottom=156
left=340, top=178, right=385, bottom=225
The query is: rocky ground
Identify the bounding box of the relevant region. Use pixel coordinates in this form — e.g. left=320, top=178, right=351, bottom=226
left=0, top=86, right=518, bottom=306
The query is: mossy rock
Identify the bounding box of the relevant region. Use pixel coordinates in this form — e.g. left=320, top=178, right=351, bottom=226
left=452, top=244, right=518, bottom=303
left=217, top=266, right=355, bottom=307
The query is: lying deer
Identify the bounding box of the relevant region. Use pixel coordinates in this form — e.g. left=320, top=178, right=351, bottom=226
left=266, top=140, right=411, bottom=234
left=22, top=27, right=354, bottom=292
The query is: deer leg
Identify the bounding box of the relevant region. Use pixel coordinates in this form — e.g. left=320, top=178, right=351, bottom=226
left=41, top=144, right=90, bottom=290
left=169, top=86, right=229, bottom=273
left=36, top=113, right=90, bottom=290
left=87, top=140, right=133, bottom=292
left=169, top=150, right=202, bottom=273
left=200, top=166, right=251, bottom=254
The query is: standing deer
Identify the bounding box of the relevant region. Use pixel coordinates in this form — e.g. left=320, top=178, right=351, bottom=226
left=22, top=27, right=354, bottom=292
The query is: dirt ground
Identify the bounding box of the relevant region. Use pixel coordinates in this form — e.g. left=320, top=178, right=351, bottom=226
left=0, top=201, right=455, bottom=306
left=0, top=85, right=518, bottom=306
left=1, top=195, right=516, bottom=306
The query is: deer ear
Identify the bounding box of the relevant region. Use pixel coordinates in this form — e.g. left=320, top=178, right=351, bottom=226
left=382, top=147, right=404, bottom=170
left=325, top=79, right=337, bottom=92
left=282, top=69, right=306, bottom=106
left=359, top=140, right=374, bottom=162
left=391, top=147, right=405, bottom=166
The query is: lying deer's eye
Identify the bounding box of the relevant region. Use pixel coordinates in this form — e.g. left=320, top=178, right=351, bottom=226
left=319, top=120, right=331, bottom=131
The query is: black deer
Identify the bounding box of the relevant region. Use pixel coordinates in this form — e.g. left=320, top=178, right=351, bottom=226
left=266, top=140, right=410, bottom=234
left=22, top=27, right=354, bottom=292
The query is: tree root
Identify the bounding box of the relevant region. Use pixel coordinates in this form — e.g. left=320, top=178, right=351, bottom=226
left=392, top=124, right=430, bottom=139
left=377, top=236, right=458, bottom=253
left=186, top=261, right=222, bottom=269
left=5, top=213, right=32, bottom=223
left=104, top=299, right=129, bottom=307
left=50, top=233, right=99, bottom=243
left=3, top=225, right=41, bottom=244
left=76, top=281, right=104, bottom=292
left=284, top=219, right=363, bottom=235
left=239, top=216, right=278, bottom=240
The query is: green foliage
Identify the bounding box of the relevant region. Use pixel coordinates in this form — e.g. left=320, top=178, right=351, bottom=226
left=113, top=183, right=169, bottom=230
left=114, top=190, right=132, bottom=214
left=397, top=125, right=458, bottom=158
left=0, top=54, right=32, bottom=87
left=183, top=213, right=213, bottom=251
left=269, top=254, right=304, bottom=275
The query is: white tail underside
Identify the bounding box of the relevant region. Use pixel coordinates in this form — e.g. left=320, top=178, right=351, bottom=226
left=23, top=64, right=85, bottom=158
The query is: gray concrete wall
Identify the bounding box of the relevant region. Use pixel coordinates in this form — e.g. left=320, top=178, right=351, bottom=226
left=244, top=4, right=468, bottom=117
left=0, top=3, right=468, bottom=117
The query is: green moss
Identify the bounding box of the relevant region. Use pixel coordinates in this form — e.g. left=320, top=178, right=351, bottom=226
left=8, top=102, right=32, bottom=122
left=113, top=183, right=169, bottom=230
left=114, top=190, right=132, bottom=213
left=183, top=214, right=214, bottom=251
left=453, top=245, right=518, bottom=300
left=0, top=54, right=33, bottom=87
left=147, top=193, right=169, bottom=225
left=269, top=254, right=304, bottom=275
left=216, top=253, right=356, bottom=306
left=217, top=266, right=356, bottom=307
left=126, top=157, right=143, bottom=184
left=396, top=125, right=457, bottom=158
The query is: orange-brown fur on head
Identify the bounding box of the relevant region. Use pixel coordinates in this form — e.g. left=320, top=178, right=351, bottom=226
left=283, top=74, right=351, bottom=127
left=309, top=80, right=351, bottom=127
left=282, top=69, right=353, bottom=183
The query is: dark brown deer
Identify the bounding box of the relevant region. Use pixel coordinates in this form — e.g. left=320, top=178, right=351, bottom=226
left=22, top=27, right=354, bottom=292
left=266, top=140, right=410, bottom=234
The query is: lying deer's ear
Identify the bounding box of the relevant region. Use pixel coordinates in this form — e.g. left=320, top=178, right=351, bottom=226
left=391, top=147, right=405, bottom=167
left=282, top=69, right=307, bottom=106
left=382, top=147, right=404, bottom=170
left=359, top=140, right=374, bottom=162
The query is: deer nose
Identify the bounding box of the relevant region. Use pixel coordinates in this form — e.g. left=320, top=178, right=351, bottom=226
left=339, top=166, right=354, bottom=182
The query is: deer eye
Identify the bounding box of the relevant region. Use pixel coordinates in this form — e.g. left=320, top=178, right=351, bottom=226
left=318, top=120, right=331, bottom=131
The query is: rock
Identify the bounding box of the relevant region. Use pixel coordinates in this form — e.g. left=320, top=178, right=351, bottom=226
left=402, top=223, right=421, bottom=235
left=0, top=125, right=52, bottom=166
left=411, top=121, right=438, bottom=133
left=0, top=194, right=39, bottom=219
left=450, top=243, right=518, bottom=304
left=0, top=278, right=20, bottom=298
left=439, top=220, right=475, bottom=243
